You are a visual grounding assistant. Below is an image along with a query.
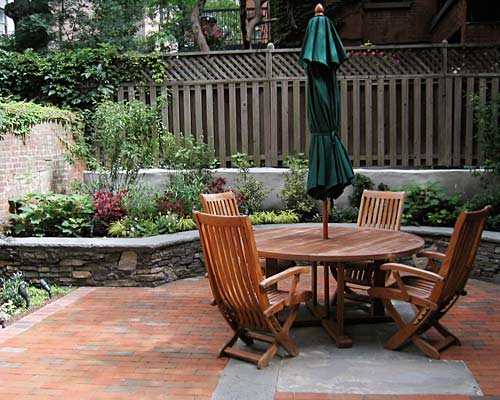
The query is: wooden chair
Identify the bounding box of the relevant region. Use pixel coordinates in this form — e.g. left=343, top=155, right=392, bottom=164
left=368, top=206, right=491, bottom=359
left=200, top=192, right=240, bottom=216
left=332, top=190, right=406, bottom=304
left=200, top=191, right=295, bottom=277
left=194, top=211, right=312, bottom=369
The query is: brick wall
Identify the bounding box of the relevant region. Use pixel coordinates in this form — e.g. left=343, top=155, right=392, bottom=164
left=464, top=23, right=500, bottom=43
left=0, top=123, right=84, bottom=221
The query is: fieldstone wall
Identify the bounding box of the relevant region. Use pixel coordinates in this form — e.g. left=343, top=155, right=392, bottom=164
left=0, top=225, right=498, bottom=287
left=0, top=232, right=204, bottom=287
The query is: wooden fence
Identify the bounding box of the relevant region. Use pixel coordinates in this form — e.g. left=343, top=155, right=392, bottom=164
left=118, top=44, right=500, bottom=168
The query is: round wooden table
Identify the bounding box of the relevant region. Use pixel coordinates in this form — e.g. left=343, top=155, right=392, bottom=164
left=254, top=225, right=425, bottom=348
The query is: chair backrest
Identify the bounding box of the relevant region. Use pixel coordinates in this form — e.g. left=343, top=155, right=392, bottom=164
left=194, top=211, right=271, bottom=331
left=438, top=206, right=491, bottom=303
left=200, top=192, right=239, bottom=216
left=357, top=190, right=406, bottom=231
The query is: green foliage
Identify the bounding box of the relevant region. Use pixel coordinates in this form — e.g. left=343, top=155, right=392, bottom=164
left=162, top=173, right=210, bottom=215
left=281, top=154, right=317, bottom=217
left=348, top=173, right=374, bottom=207
left=470, top=93, right=500, bottom=176
left=0, top=100, right=80, bottom=139
left=0, top=47, right=168, bottom=110
left=9, top=193, right=94, bottom=237
left=88, top=99, right=164, bottom=189
left=1, top=272, right=26, bottom=309
left=332, top=206, right=359, bottom=223
left=121, top=184, right=161, bottom=221
left=250, top=210, right=300, bottom=225
left=466, top=189, right=500, bottom=232
left=397, top=183, right=464, bottom=227
left=232, top=152, right=269, bottom=213
left=160, top=132, right=215, bottom=171
left=107, top=212, right=195, bottom=238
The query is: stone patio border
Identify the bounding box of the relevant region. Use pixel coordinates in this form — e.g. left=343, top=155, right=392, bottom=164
left=1, top=224, right=499, bottom=286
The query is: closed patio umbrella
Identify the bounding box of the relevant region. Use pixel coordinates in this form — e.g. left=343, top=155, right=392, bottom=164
left=299, top=4, right=354, bottom=239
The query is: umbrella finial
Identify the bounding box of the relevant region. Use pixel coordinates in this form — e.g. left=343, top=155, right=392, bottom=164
left=315, top=4, right=324, bottom=16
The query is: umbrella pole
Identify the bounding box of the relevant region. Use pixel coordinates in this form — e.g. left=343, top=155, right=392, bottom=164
left=322, top=199, right=329, bottom=239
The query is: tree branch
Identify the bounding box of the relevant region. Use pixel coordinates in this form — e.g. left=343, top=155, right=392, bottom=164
left=190, top=0, right=209, bottom=52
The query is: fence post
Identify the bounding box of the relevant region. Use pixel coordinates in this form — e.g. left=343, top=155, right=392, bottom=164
left=441, top=40, right=448, bottom=75
left=263, top=43, right=275, bottom=166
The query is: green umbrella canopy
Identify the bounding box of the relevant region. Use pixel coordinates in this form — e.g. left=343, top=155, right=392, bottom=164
left=299, top=14, right=354, bottom=201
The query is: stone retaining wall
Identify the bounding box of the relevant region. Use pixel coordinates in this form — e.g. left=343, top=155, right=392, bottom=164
left=0, top=225, right=499, bottom=286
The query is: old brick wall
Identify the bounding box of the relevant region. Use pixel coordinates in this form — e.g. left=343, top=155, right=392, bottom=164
left=0, top=123, right=83, bottom=221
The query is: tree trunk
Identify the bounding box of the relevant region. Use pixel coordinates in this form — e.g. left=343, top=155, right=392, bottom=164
left=190, top=0, right=209, bottom=52
left=245, top=0, right=264, bottom=49
left=239, top=0, right=249, bottom=49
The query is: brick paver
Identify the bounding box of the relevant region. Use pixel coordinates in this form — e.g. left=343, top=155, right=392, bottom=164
left=0, top=273, right=498, bottom=399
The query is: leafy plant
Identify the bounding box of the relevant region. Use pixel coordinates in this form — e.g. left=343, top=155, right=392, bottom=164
left=281, top=154, right=317, bottom=218
left=1, top=272, right=26, bottom=309
left=203, top=176, right=245, bottom=208
left=348, top=173, right=374, bottom=208
left=108, top=212, right=182, bottom=237
left=470, top=93, right=500, bottom=176
left=88, top=99, right=164, bottom=189
left=232, top=152, right=269, bottom=214
left=160, top=132, right=215, bottom=172
left=9, top=193, right=94, bottom=237
left=121, top=184, right=161, bottom=221
left=250, top=210, right=300, bottom=225
left=466, top=189, right=500, bottom=232
left=397, top=183, right=464, bottom=227
left=161, top=173, right=209, bottom=216
left=92, top=189, right=127, bottom=235
left=332, top=207, right=359, bottom=223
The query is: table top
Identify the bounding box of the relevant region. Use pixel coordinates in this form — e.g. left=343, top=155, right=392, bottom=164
left=254, top=226, right=425, bottom=263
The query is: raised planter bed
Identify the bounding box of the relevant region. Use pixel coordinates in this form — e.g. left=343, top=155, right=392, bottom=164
left=1, top=224, right=499, bottom=287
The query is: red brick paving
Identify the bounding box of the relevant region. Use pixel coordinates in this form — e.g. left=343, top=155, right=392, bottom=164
left=0, top=273, right=498, bottom=399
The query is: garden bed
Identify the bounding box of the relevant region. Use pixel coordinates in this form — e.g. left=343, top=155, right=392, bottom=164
left=1, top=224, right=499, bottom=287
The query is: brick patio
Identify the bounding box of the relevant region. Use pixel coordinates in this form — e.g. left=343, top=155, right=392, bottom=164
left=0, top=272, right=498, bottom=400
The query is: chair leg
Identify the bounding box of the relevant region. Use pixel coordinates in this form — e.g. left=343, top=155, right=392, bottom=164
left=219, top=331, right=239, bottom=358
left=276, top=303, right=300, bottom=357
left=257, top=343, right=278, bottom=369
left=432, top=320, right=461, bottom=350
left=382, top=300, right=441, bottom=359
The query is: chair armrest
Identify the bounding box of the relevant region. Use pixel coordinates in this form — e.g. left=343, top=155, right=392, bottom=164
left=380, top=263, right=443, bottom=282
left=259, top=266, right=309, bottom=289
left=417, top=250, right=446, bottom=261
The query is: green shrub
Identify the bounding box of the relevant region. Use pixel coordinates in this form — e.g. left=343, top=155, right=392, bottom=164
left=332, top=207, right=359, bottom=223
left=160, top=132, right=215, bottom=171
left=232, top=152, right=269, bottom=213
left=161, top=173, right=210, bottom=216
left=466, top=189, right=500, bottom=231
left=348, top=174, right=374, bottom=207
left=107, top=213, right=196, bottom=237
left=9, top=193, right=94, bottom=237
left=250, top=210, right=300, bottom=225
left=121, top=184, right=161, bottom=221
left=88, top=99, right=164, bottom=189
left=281, top=154, right=317, bottom=218
left=1, top=272, right=25, bottom=309
left=397, top=183, right=464, bottom=227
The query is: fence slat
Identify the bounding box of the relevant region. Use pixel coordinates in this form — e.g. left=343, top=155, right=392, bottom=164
left=172, top=85, right=181, bottom=138
left=389, top=80, right=397, bottom=167
left=270, top=81, right=278, bottom=165
left=443, top=78, right=453, bottom=165
left=241, top=82, right=249, bottom=155
left=206, top=85, right=215, bottom=151
left=293, top=80, right=301, bottom=155
left=453, top=78, right=462, bottom=166
left=478, top=78, right=488, bottom=165
left=252, top=82, right=261, bottom=165
left=195, top=85, right=203, bottom=141
left=413, top=78, right=421, bottom=166
left=426, top=78, right=434, bottom=165
left=161, top=85, right=169, bottom=129
left=229, top=83, right=237, bottom=156
left=465, top=78, right=475, bottom=165
left=377, top=79, right=385, bottom=166
left=183, top=85, right=191, bottom=136
left=217, top=83, right=226, bottom=166
left=340, top=79, right=348, bottom=148
left=492, top=78, right=499, bottom=138
left=353, top=80, right=360, bottom=167
left=401, top=78, right=409, bottom=167
left=281, top=80, right=289, bottom=159
left=364, top=79, right=373, bottom=166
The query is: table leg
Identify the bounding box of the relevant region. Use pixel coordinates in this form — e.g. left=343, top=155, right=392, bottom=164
left=311, top=262, right=318, bottom=305
left=307, top=263, right=352, bottom=348
left=371, top=261, right=386, bottom=317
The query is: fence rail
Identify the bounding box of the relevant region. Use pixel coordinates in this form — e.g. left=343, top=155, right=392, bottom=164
left=119, top=44, right=500, bottom=168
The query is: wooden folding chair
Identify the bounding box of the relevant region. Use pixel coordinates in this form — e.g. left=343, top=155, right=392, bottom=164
left=368, top=206, right=491, bottom=359
left=194, top=211, right=312, bottom=369
left=200, top=192, right=240, bottom=216
left=331, top=190, right=406, bottom=305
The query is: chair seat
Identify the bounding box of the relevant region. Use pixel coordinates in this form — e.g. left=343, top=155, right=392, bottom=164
left=390, top=275, right=435, bottom=298
left=266, top=287, right=311, bottom=306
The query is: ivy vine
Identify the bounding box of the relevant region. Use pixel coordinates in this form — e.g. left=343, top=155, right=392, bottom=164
left=0, top=100, right=81, bottom=139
